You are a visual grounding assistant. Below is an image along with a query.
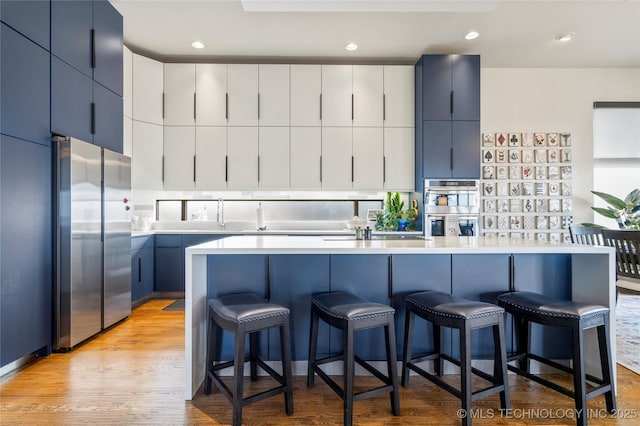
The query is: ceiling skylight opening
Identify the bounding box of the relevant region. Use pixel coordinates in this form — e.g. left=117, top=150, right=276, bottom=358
left=465, top=31, right=479, bottom=40
left=345, top=42, right=358, bottom=51
left=191, top=41, right=205, bottom=49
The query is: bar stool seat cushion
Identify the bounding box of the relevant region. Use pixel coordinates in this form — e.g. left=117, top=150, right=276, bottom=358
left=498, top=291, right=608, bottom=320
left=209, top=293, right=289, bottom=324
left=407, top=291, right=503, bottom=320
left=312, top=291, right=394, bottom=320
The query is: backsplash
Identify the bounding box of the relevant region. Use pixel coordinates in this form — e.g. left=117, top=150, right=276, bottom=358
left=480, top=132, right=573, bottom=242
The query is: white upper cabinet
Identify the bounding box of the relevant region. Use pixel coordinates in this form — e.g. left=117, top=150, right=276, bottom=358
left=195, top=64, right=227, bottom=126
left=321, top=65, right=352, bottom=127
left=164, top=64, right=195, bottom=126
left=383, top=66, right=414, bottom=127
left=123, top=46, right=133, bottom=119
left=259, top=127, right=290, bottom=189
left=227, top=127, right=258, bottom=189
left=384, top=127, right=414, bottom=191
left=132, top=54, right=163, bottom=125
left=163, top=126, right=195, bottom=190
left=195, top=127, right=227, bottom=190
left=290, top=127, right=321, bottom=189
left=353, top=66, right=383, bottom=127
left=353, top=128, right=383, bottom=189
left=259, top=65, right=290, bottom=126
left=131, top=121, right=163, bottom=190
left=227, top=65, right=258, bottom=126
left=321, top=127, right=353, bottom=189
left=290, top=65, right=321, bottom=126
left=123, top=116, right=132, bottom=157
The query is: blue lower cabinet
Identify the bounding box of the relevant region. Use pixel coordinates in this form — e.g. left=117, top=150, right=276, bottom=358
left=207, top=255, right=268, bottom=360
left=1, top=24, right=50, bottom=146
left=268, top=255, right=330, bottom=361
left=155, top=247, right=183, bottom=292
left=131, top=247, right=154, bottom=304
left=51, top=56, right=93, bottom=143
left=391, top=254, right=452, bottom=359
left=513, top=254, right=572, bottom=359
left=1, top=135, right=52, bottom=367
left=451, top=254, right=511, bottom=358
left=330, top=255, right=390, bottom=360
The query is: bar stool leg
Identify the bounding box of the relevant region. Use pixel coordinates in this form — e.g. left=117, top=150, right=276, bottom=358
left=515, top=317, right=531, bottom=372
left=280, top=321, right=294, bottom=415
left=307, top=306, right=319, bottom=388
left=204, top=313, right=218, bottom=395
left=385, top=320, right=400, bottom=415
left=571, top=322, right=587, bottom=426
left=249, top=331, right=258, bottom=381
left=493, top=320, right=510, bottom=409
left=343, top=323, right=355, bottom=426
left=597, top=321, right=616, bottom=412
left=433, top=323, right=443, bottom=377
left=401, top=308, right=415, bottom=387
left=232, top=328, right=246, bottom=426
left=460, top=322, right=472, bottom=426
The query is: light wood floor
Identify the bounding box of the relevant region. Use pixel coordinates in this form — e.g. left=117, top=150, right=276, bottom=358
left=1, top=299, right=639, bottom=425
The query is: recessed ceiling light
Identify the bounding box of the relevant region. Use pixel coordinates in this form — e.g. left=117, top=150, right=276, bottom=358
left=555, top=33, right=575, bottom=42
left=345, top=42, right=358, bottom=51
left=464, top=31, right=479, bottom=40
left=191, top=41, right=205, bottom=49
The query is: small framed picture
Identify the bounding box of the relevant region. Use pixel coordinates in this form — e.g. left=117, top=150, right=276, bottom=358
left=498, top=200, right=509, bottom=213
left=509, top=165, right=520, bottom=179
left=536, top=216, right=549, bottom=229
left=561, top=166, right=572, bottom=179
left=496, top=149, right=507, bottom=163
left=484, top=182, right=495, bottom=196
left=497, top=182, right=509, bottom=196
left=534, top=133, right=546, bottom=146
left=483, top=133, right=495, bottom=147
left=510, top=216, right=522, bottom=229
left=522, top=149, right=533, bottom=163
left=522, top=133, right=534, bottom=147
left=535, top=166, right=547, bottom=180
left=560, top=133, right=571, bottom=146
left=522, top=183, right=533, bottom=196
left=535, top=182, right=547, bottom=196
left=549, top=199, right=561, bottom=212
left=510, top=199, right=522, bottom=213
left=522, top=165, right=533, bottom=179
left=523, top=199, right=534, bottom=213
left=535, top=149, right=547, bottom=163
left=561, top=149, right=571, bottom=163
left=547, top=149, right=559, bottom=163
left=496, top=133, right=508, bottom=147
left=547, top=166, right=560, bottom=179
left=496, top=166, right=508, bottom=179
left=523, top=216, right=535, bottom=229
left=562, top=182, right=572, bottom=196
left=509, top=150, right=520, bottom=163
left=483, top=150, right=495, bottom=163
left=547, top=133, right=559, bottom=146
left=484, top=216, right=496, bottom=229
left=562, top=199, right=573, bottom=213
left=510, top=182, right=521, bottom=196
left=550, top=233, right=561, bottom=243
left=548, top=182, right=560, bottom=196
left=536, top=198, right=548, bottom=212
left=484, top=199, right=496, bottom=213
left=497, top=216, right=509, bottom=229
left=537, top=233, right=548, bottom=242
left=482, top=165, right=495, bottom=179
left=508, top=133, right=521, bottom=147
left=549, top=215, right=562, bottom=230
left=524, top=232, right=535, bottom=241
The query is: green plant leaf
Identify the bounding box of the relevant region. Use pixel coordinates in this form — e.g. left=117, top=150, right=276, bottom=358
left=591, top=206, right=620, bottom=219
left=624, top=189, right=640, bottom=205
left=591, top=191, right=626, bottom=210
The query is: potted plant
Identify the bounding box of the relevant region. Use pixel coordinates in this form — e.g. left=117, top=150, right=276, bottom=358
left=584, top=189, right=640, bottom=230
left=376, top=192, right=417, bottom=231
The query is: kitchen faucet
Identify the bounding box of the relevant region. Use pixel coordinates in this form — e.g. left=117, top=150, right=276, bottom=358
left=217, top=198, right=225, bottom=229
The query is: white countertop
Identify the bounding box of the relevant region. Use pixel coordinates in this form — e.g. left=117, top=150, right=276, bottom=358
left=132, top=229, right=422, bottom=237
left=185, top=235, right=614, bottom=255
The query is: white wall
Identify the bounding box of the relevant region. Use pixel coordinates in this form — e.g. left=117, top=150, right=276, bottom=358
left=481, top=68, right=640, bottom=225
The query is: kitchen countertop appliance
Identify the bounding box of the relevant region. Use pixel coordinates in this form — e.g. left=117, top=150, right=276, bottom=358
left=423, top=179, right=480, bottom=238
left=53, top=136, right=131, bottom=350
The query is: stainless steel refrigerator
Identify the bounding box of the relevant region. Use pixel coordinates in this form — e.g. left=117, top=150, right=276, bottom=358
left=53, top=136, right=131, bottom=350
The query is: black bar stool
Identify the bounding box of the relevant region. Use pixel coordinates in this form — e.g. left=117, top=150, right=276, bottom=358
left=204, top=293, right=293, bottom=426
left=307, top=291, right=400, bottom=426
left=498, top=291, right=616, bottom=426
left=401, top=290, right=509, bottom=426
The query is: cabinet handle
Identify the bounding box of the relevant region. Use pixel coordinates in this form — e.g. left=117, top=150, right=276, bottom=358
left=225, top=93, right=228, bottom=119
left=450, top=90, right=454, bottom=115
left=91, top=102, right=96, bottom=135
left=509, top=255, right=515, bottom=292
left=351, top=94, right=354, bottom=120
left=162, top=93, right=165, bottom=119
left=383, top=156, right=386, bottom=183
left=193, top=156, right=196, bottom=182
left=162, top=156, right=165, bottom=182
left=257, top=155, right=260, bottom=182
left=257, top=93, right=260, bottom=120
left=90, top=29, right=96, bottom=69
left=351, top=156, right=354, bottom=182
left=193, top=93, right=196, bottom=120
left=319, top=156, right=322, bottom=182
left=383, top=94, right=386, bottom=121
left=225, top=155, right=228, bottom=182
left=138, top=257, right=142, bottom=283
left=450, top=147, right=453, bottom=171
left=319, top=94, right=322, bottom=120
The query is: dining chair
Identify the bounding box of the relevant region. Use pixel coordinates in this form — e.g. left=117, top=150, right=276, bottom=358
left=602, top=229, right=640, bottom=292
left=569, top=226, right=605, bottom=246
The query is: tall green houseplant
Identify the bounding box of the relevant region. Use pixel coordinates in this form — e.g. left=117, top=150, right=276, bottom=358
left=585, top=189, right=640, bottom=230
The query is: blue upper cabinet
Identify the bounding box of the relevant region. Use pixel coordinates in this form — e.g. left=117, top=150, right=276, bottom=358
left=94, top=82, right=123, bottom=152
left=93, top=0, right=123, bottom=96
left=51, top=0, right=93, bottom=78
left=451, top=55, right=480, bottom=121
left=0, top=24, right=50, bottom=146
left=51, top=56, right=94, bottom=143
left=0, top=0, right=50, bottom=50
left=421, top=55, right=452, bottom=121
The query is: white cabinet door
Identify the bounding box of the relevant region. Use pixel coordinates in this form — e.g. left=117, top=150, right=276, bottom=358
left=195, top=64, right=227, bottom=126
left=227, top=64, right=258, bottom=126
left=131, top=121, right=163, bottom=190
left=353, top=127, right=383, bottom=189
left=321, top=65, right=352, bottom=127
left=290, top=127, right=321, bottom=190
left=321, top=127, right=352, bottom=189
left=227, top=127, right=258, bottom=189
left=290, top=65, right=321, bottom=126
left=353, top=66, right=383, bottom=127
left=383, top=66, right=414, bottom=127
left=164, top=64, right=195, bottom=126
left=163, top=126, right=195, bottom=190
left=123, top=116, right=132, bottom=157
left=259, top=65, right=289, bottom=126
left=259, top=127, right=289, bottom=189
left=123, top=46, right=132, bottom=119
left=195, top=127, right=227, bottom=190
left=132, top=54, right=163, bottom=125
left=384, top=127, right=414, bottom=191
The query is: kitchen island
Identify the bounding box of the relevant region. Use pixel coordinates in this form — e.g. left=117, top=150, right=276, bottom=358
left=184, top=235, right=616, bottom=400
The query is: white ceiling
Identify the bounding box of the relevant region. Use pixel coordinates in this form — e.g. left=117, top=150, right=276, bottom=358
left=111, top=0, right=640, bottom=67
